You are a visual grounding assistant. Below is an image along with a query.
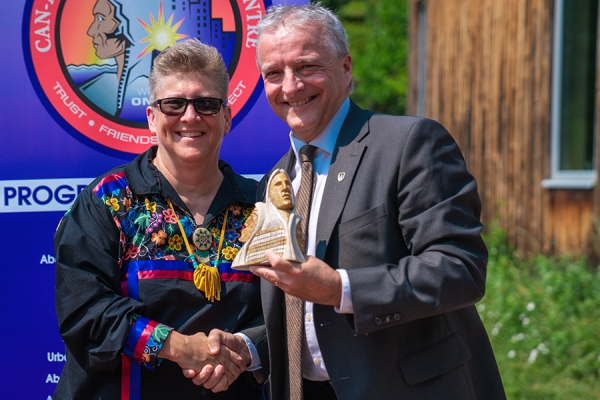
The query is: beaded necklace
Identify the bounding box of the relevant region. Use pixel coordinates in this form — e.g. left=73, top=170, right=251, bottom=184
left=167, top=200, right=228, bottom=302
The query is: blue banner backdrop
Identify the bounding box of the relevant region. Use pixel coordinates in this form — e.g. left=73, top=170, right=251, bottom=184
left=0, top=0, right=306, bottom=398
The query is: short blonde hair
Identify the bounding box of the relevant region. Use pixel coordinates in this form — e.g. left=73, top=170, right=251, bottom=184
left=149, top=38, right=229, bottom=102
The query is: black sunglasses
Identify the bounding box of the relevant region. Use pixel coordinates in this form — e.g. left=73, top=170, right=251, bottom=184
left=153, top=97, right=225, bottom=116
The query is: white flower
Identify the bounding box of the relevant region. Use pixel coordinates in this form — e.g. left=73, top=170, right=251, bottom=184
left=507, top=350, right=516, bottom=359
left=537, top=342, right=549, bottom=355
left=477, top=303, right=486, bottom=312
left=491, top=322, right=502, bottom=336
left=527, top=349, right=538, bottom=364
left=526, top=302, right=536, bottom=312
left=511, top=333, right=525, bottom=342
left=518, top=313, right=526, bottom=321
left=521, top=317, right=530, bottom=327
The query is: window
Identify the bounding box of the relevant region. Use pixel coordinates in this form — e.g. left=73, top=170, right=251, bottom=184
left=544, top=0, right=598, bottom=189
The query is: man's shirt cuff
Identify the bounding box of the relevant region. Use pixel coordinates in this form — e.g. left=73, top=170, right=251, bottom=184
left=234, top=332, right=262, bottom=371
left=334, top=269, right=354, bottom=314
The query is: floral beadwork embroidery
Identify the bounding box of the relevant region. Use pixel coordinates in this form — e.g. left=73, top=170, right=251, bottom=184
left=93, top=172, right=258, bottom=375
left=222, top=246, right=239, bottom=261
left=95, top=173, right=255, bottom=276
left=131, top=314, right=174, bottom=370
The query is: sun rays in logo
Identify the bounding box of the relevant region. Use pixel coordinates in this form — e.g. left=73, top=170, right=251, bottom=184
left=137, top=1, right=188, bottom=59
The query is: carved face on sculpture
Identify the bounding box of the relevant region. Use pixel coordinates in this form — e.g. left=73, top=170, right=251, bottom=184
left=269, top=171, right=294, bottom=210
left=240, top=207, right=259, bottom=242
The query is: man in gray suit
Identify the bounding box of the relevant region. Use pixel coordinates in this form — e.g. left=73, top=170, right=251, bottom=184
left=203, top=3, right=506, bottom=399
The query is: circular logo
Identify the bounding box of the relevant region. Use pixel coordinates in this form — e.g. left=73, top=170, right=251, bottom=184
left=26, top=0, right=269, bottom=154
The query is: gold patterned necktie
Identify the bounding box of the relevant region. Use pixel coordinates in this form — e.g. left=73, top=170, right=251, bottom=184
left=295, top=145, right=317, bottom=239
left=285, top=144, right=316, bottom=400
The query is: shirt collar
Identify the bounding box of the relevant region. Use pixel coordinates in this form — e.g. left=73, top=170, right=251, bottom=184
left=290, top=97, right=350, bottom=156
left=125, top=146, right=256, bottom=219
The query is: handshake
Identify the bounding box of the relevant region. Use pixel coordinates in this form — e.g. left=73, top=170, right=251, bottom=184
left=160, top=328, right=251, bottom=393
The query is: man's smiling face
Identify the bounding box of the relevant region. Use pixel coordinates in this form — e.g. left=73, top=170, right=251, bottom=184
left=258, top=23, right=352, bottom=143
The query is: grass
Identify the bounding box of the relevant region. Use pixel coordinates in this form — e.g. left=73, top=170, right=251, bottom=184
left=479, top=222, right=600, bottom=399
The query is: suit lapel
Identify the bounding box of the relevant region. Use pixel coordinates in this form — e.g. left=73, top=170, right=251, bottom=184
left=258, top=148, right=296, bottom=200
left=277, top=147, right=297, bottom=174
left=315, top=103, right=371, bottom=260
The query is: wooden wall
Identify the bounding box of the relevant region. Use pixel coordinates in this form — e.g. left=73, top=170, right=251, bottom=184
left=594, top=0, right=600, bottom=260
left=407, top=0, right=597, bottom=259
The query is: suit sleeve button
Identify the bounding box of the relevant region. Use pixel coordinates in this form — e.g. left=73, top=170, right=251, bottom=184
left=374, top=317, right=382, bottom=325
left=393, top=313, right=401, bottom=321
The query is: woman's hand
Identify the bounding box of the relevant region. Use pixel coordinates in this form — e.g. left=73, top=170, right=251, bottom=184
left=160, top=331, right=246, bottom=392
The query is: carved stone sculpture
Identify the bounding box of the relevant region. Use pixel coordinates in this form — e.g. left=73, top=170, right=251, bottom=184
left=232, top=169, right=306, bottom=270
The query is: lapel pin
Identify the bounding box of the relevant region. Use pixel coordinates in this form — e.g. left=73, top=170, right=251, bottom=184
left=337, top=172, right=346, bottom=182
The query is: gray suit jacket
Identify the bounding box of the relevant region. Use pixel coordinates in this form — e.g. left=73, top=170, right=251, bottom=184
left=254, top=102, right=505, bottom=400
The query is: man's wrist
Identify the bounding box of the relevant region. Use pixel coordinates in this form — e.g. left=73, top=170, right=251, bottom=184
left=234, top=332, right=262, bottom=371
left=238, top=335, right=252, bottom=365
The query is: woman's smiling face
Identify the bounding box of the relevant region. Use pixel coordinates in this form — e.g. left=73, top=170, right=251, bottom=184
left=147, top=72, right=231, bottom=167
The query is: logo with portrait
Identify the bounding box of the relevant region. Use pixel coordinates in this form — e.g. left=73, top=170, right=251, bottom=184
left=26, top=0, right=268, bottom=153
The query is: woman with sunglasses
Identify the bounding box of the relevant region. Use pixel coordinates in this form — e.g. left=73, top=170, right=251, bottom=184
left=53, top=39, right=264, bottom=400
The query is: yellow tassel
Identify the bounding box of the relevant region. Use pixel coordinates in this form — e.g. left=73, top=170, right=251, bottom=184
left=167, top=200, right=225, bottom=302
left=194, top=264, right=221, bottom=302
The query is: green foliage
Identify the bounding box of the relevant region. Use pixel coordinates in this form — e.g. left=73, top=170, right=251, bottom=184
left=481, top=222, right=600, bottom=399
left=318, top=0, right=408, bottom=115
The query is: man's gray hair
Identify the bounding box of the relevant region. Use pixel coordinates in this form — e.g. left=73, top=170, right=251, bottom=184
left=256, top=3, right=350, bottom=65
left=148, top=38, right=229, bottom=103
